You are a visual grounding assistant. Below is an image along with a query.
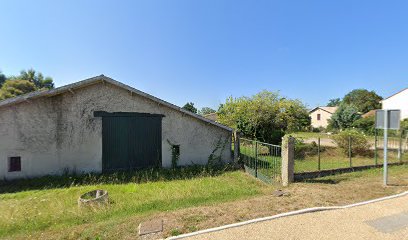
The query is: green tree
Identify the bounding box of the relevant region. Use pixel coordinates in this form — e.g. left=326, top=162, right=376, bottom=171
left=0, top=71, right=6, bottom=88
left=218, top=90, right=310, bottom=144
left=343, top=89, right=382, bottom=113
left=182, top=102, right=197, bottom=114
left=328, top=103, right=361, bottom=130
left=327, top=98, right=341, bottom=107
left=0, top=80, right=36, bottom=100
left=13, top=69, right=54, bottom=89
left=199, top=107, right=216, bottom=115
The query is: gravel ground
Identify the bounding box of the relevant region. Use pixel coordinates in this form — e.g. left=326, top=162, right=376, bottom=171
left=185, top=194, right=408, bottom=240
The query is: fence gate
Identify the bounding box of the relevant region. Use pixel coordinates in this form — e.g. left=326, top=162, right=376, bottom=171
left=240, top=138, right=281, bottom=184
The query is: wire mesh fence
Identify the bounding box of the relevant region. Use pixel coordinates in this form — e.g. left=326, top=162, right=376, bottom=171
left=294, top=130, right=408, bottom=173
left=240, top=138, right=281, bottom=184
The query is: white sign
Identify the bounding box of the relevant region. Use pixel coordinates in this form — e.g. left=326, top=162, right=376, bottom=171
left=375, top=110, right=400, bottom=130
left=375, top=109, right=401, bottom=186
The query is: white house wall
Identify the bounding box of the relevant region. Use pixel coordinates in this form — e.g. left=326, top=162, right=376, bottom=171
left=310, top=109, right=333, bottom=128
left=0, top=82, right=232, bottom=179
left=382, top=89, right=408, bottom=120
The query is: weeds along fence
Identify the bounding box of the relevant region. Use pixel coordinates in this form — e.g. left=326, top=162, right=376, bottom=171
left=294, top=130, right=408, bottom=175
left=240, top=138, right=281, bottom=184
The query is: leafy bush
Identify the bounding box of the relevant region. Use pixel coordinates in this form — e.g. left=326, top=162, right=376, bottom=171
left=352, top=116, right=375, bottom=135
left=332, top=129, right=371, bottom=156
left=294, top=139, right=324, bottom=159
left=311, top=127, right=326, bottom=133
left=401, top=119, right=408, bottom=131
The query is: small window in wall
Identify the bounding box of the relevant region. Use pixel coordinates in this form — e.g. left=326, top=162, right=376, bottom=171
left=8, top=157, right=21, bottom=172
left=317, top=114, right=321, bottom=121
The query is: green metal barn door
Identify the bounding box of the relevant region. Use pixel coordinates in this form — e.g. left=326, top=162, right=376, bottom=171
left=101, top=113, right=163, bottom=172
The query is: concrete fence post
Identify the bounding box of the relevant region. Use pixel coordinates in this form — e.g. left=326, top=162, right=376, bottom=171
left=281, top=136, right=295, bottom=186
left=233, top=131, right=241, bottom=162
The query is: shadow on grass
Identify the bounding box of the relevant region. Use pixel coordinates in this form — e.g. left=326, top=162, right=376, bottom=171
left=0, top=164, right=236, bottom=194
left=386, top=183, right=408, bottom=187
left=299, top=178, right=345, bottom=184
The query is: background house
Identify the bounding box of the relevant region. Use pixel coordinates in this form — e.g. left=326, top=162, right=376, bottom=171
left=309, top=106, right=338, bottom=129
left=0, top=75, right=233, bottom=180
left=381, top=88, right=408, bottom=120
left=204, top=112, right=218, bottom=122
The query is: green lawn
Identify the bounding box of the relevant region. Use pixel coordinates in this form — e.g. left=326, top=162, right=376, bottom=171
left=0, top=170, right=269, bottom=239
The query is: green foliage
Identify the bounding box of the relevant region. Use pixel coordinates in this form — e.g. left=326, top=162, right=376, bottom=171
left=182, top=102, right=198, bottom=113
left=327, top=98, right=341, bottom=107
left=0, top=69, right=55, bottom=100
left=14, top=69, right=54, bottom=89
left=0, top=71, right=5, bottom=88
left=343, top=89, right=382, bottom=113
left=218, top=90, right=310, bottom=144
left=199, top=107, right=216, bottom=115
left=332, top=129, right=371, bottom=156
left=311, top=126, right=326, bottom=133
left=401, top=119, right=408, bottom=131
left=0, top=80, right=36, bottom=100
left=208, top=137, right=229, bottom=167
left=352, top=116, right=375, bottom=135
left=294, top=139, right=320, bottom=159
left=328, top=103, right=361, bottom=130
left=167, top=140, right=180, bottom=168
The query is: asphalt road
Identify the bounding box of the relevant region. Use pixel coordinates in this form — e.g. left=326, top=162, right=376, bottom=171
left=185, top=194, right=408, bottom=240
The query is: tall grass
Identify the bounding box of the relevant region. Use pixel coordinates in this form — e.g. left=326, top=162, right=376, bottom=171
left=0, top=165, right=235, bottom=194
left=0, top=168, right=267, bottom=238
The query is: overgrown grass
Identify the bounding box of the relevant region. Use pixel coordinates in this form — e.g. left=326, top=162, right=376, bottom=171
left=0, top=168, right=269, bottom=238
left=0, top=165, right=233, bottom=194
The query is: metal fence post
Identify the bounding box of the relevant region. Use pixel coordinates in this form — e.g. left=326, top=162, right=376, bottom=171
left=399, top=130, right=403, bottom=162
left=318, top=137, right=321, bottom=171
left=255, top=141, right=258, bottom=178
left=349, top=135, right=352, bottom=168
left=375, top=129, right=378, bottom=166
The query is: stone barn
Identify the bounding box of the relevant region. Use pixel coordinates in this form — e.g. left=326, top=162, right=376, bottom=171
left=0, top=75, right=233, bottom=180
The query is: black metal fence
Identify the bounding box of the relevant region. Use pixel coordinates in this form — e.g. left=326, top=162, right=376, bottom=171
left=240, top=138, right=281, bottom=184
left=294, top=131, right=408, bottom=175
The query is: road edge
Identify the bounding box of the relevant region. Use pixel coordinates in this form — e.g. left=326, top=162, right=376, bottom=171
left=167, top=190, right=408, bottom=240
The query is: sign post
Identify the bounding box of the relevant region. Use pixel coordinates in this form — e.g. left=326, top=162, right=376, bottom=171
left=375, top=109, right=400, bottom=186
left=383, top=110, right=388, bottom=186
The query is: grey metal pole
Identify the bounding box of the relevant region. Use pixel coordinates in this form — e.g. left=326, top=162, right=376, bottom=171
left=318, top=137, right=321, bottom=171
left=349, top=135, right=352, bottom=168
left=255, top=141, right=258, bottom=178
left=384, top=110, right=388, bottom=186
left=398, top=130, right=403, bottom=162
left=375, top=129, right=378, bottom=166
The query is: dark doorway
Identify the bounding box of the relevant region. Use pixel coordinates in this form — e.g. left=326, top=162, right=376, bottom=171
left=95, top=111, right=163, bottom=172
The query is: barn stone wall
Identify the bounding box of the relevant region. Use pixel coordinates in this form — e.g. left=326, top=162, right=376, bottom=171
left=0, top=82, right=232, bottom=179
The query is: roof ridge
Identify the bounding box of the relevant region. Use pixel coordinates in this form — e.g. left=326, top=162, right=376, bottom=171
left=0, top=75, right=233, bottom=132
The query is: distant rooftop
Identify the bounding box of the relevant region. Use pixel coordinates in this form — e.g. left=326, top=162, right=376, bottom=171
left=381, top=87, right=408, bottom=102
left=309, top=106, right=338, bottom=114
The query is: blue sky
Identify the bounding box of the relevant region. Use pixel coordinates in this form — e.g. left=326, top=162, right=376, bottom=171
left=1, top=0, right=407, bottom=110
